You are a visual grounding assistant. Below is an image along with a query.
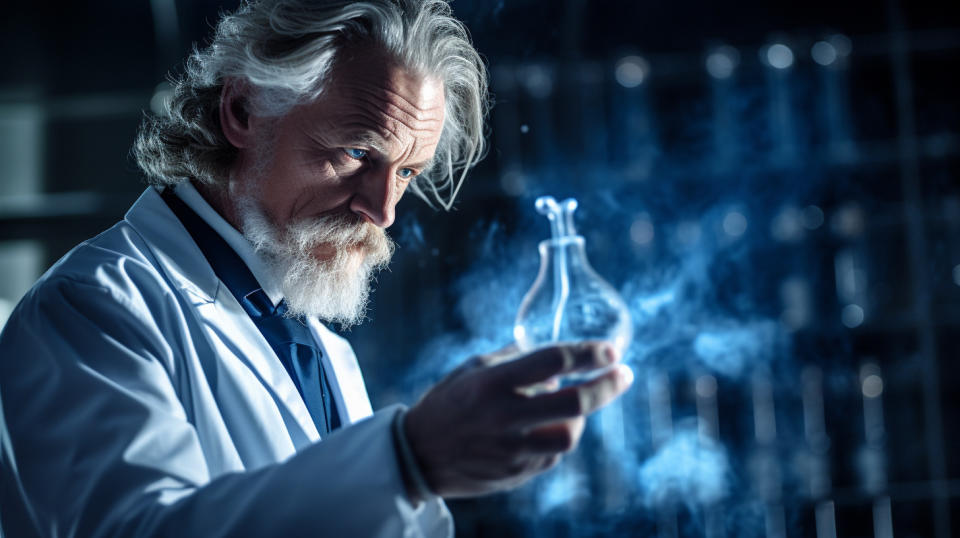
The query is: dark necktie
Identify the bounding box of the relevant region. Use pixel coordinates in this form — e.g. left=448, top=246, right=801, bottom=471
left=161, top=189, right=340, bottom=435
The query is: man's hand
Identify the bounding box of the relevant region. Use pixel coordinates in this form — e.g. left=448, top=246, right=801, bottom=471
left=403, top=341, right=634, bottom=498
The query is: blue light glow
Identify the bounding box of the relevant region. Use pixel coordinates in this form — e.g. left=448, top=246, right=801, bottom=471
left=401, top=202, right=792, bottom=533
left=535, top=464, right=588, bottom=515
left=635, top=289, right=676, bottom=319
left=639, top=429, right=731, bottom=509
left=692, top=322, right=778, bottom=377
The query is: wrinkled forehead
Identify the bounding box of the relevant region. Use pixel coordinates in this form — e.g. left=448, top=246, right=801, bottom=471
left=324, top=45, right=446, bottom=127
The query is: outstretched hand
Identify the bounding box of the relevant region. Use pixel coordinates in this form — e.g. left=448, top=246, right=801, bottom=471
left=404, top=341, right=634, bottom=499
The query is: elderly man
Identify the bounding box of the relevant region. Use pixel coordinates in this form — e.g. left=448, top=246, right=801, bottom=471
left=0, top=0, right=633, bottom=536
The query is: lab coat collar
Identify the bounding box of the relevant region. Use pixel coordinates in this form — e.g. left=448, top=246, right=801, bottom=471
left=172, top=182, right=285, bottom=308
left=124, top=187, right=321, bottom=441
left=125, top=187, right=220, bottom=302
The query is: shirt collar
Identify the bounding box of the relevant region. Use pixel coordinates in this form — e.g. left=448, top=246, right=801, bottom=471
left=173, top=181, right=285, bottom=307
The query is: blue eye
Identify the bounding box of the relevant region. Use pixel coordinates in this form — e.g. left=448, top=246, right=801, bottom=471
left=344, top=148, right=368, bottom=159
left=397, top=168, right=415, bottom=179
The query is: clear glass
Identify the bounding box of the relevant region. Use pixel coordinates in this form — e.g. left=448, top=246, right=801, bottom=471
left=513, top=196, right=632, bottom=383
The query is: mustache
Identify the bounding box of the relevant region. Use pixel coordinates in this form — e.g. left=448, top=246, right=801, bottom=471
left=285, top=212, right=392, bottom=254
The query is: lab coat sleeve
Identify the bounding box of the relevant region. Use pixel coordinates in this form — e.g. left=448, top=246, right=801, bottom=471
left=0, top=272, right=450, bottom=537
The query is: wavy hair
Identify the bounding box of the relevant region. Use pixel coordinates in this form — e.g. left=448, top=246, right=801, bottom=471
left=133, top=0, right=488, bottom=210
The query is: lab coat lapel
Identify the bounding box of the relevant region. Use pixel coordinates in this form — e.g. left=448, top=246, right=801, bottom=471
left=309, top=321, right=373, bottom=424
left=124, top=188, right=321, bottom=442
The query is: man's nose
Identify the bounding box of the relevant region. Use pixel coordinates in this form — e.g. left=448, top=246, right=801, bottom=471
left=349, top=167, right=399, bottom=228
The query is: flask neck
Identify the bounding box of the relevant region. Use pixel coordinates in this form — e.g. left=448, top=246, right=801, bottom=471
left=538, top=235, right=591, bottom=273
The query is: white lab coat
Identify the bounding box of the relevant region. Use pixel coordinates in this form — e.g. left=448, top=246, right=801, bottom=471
left=0, top=187, right=452, bottom=537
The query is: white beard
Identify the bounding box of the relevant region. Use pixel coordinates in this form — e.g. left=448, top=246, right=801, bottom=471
left=236, top=197, right=395, bottom=328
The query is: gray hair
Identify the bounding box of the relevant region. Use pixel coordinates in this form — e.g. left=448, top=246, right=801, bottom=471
left=133, top=0, right=488, bottom=210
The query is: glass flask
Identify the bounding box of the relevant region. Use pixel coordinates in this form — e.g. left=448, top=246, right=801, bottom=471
left=514, top=196, right=633, bottom=379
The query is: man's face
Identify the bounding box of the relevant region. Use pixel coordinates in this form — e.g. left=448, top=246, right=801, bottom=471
left=240, top=47, right=445, bottom=252
left=225, top=48, right=446, bottom=323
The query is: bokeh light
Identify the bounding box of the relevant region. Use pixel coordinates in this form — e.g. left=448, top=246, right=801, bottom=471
left=722, top=211, right=748, bottom=237
left=705, top=46, right=740, bottom=80
left=615, top=55, right=650, bottom=88
left=764, top=43, right=795, bottom=69
left=862, top=374, right=884, bottom=398
left=811, top=40, right=838, bottom=66
left=842, top=304, right=865, bottom=328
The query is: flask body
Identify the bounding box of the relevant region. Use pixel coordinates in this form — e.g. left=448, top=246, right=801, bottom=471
left=514, top=236, right=633, bottom=362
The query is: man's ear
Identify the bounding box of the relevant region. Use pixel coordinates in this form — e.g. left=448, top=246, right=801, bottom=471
left=220, top=78, right=254, bottom=149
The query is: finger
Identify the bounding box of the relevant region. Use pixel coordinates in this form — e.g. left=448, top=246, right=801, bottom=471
left=542, top=377, right=561, bottom=391
left=514, top=376, right=561, bottom=398
left=520, top=417, right=586, bottom=454
left=483, top=343, right=522, bottom=366
left=484, top=341, right=618, bottom=389
left=446, top=343, right=521, bottom=382
left=515, top=381, right=552, bottom=398
left=508, top=364, right=634, bottom=427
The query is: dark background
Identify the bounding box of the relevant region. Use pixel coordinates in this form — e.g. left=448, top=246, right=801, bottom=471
left=1, top=1, right=959, bottom=536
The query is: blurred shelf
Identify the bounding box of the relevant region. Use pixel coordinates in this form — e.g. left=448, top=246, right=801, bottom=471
left=0, top=191, right=136, bottom=241
left=0, top=90, right=152, bottom=120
